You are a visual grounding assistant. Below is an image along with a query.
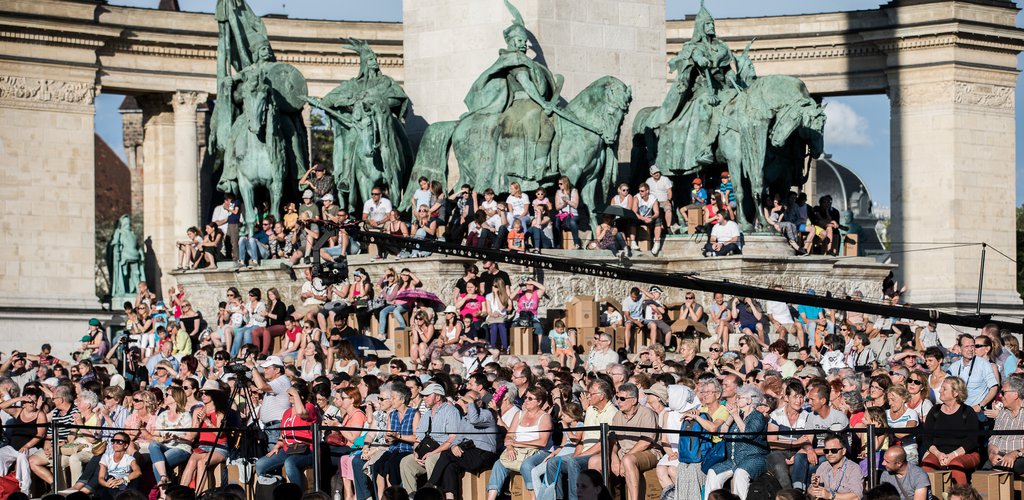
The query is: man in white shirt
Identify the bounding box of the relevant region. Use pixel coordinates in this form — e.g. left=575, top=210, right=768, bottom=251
left=645, top=165, right=675, bottom=231
left=362, top=188, right=392, bottom=229
left=251, top=356, right=292, bottom=446
left=703, top=212, right=741, bottom=257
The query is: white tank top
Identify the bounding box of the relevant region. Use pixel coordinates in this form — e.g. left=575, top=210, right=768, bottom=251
left=637, top=195, right=656, bottom=217
left=515, top=418, right=541, bottom=443
left=612, top=194, right=631, bottom=208
left=444, top=324, right=459, bottom=341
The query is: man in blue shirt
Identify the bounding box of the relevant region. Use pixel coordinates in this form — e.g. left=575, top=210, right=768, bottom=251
left=238, top=218, right=271, bottom=268
left=947, top=334, right=998, bottom=417
left=797, top=289, right=826, bottom=349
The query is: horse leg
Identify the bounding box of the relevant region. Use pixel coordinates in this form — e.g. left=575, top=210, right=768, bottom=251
left=269, top=178, right=283, bottom=229
left=239, top=179, right=257, bottom=237
left=729, top=164, right=754, bottom=232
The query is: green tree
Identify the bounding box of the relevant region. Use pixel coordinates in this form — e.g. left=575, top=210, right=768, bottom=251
left=310, top=111, right=333, bottom=168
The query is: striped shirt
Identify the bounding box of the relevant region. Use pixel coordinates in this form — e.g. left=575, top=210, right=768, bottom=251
left=49, top=406, right=79, bottom=443
left=991, top=406, right=1024, bottom=455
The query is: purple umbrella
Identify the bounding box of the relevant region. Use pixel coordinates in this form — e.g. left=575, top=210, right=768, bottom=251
left=395, top=289, right=446, bottom=311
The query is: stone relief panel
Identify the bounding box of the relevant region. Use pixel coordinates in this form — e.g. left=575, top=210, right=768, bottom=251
left=0, top=75, right=94, bottom=106
left=954, top=82, right=1014, bottom=109
left=888, top=81, right=1014, bottom=109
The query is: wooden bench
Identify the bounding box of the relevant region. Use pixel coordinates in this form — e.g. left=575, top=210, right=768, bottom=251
left=460, top=469, right=491, bottom=500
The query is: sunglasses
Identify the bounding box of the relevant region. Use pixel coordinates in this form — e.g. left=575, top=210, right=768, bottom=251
left=976, top=343, right=990, bottom=348
left=215, top=356, right=229, bottom=361
left=111, top=439, right=128, bottom=445
left=709, top=348, right=722, bottom=352
left=615, top=396, right=633, bottom=402
left=908, top=379, right=924, bottom=386
left=132, top=398, right=144, bottom=403
left=823, top=448, right=843, bottom=454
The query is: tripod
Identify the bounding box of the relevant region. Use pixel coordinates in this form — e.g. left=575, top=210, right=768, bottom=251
left=193, top=372, right=262, bottom=497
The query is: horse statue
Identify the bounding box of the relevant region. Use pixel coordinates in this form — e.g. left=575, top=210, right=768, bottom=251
left=408, top=75, right=631, bottom=225
left=223, top=61, right=309, bottom=235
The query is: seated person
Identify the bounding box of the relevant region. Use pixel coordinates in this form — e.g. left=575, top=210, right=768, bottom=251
left=703, top=212, right=741, bottom=257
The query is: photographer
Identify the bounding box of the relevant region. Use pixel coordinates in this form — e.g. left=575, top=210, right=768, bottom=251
left=250, top=355, right=292, bottom=447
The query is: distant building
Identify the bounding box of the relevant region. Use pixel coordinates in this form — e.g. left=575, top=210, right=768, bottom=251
left=812, top=154, right=886, bottom=254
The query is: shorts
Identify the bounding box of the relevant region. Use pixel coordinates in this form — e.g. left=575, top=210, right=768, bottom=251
left=774, top=322, right=797, bottom=334
left=740, top=323, right=759, bottom=333
left=554, top=348, right=574, bottom=357
left=198, top=444, right=229, bottom=458
left=646, top=320, right=671, bottom=336
left=323, top=246, right=342, bottom=258
left=619, top=449, right=660, bottom=473
left=293, top=303, right=321, bottom=319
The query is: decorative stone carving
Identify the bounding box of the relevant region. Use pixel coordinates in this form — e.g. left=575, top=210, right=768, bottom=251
left=888, top=82, right=953, bottom=108
left=954, top=82, right=1014, bottom=109
left=171, top=90, right=208, bottom=115
left=888, top=81, right=1014, bottom=109
left=0, top=75, right=94, bottom=106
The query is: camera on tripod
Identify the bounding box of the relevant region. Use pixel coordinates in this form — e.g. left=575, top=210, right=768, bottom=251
left=311, top=257, right=349, bottom=286
left=224, top=363, right=252, bottom=380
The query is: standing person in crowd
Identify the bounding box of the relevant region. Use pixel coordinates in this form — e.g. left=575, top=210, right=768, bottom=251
left=920, top=377, right=981, bottom=484
left=212, top=194, right=239, bottom=259
left=484, top=278, right=512, bottom=352
left=554, top=176, right=582, bottom=249
left=251, top=356, right=292, bottom=447
left=645, top=165, right=675, bottom=233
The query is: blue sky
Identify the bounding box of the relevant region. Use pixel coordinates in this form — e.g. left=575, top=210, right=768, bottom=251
left=97, top=0, right=1024, bottom=208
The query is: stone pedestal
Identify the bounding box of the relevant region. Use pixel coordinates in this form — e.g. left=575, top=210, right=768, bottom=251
left=403, top=0, right=666, bottom=162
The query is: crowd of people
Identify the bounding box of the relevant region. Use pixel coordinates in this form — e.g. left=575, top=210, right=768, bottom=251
left=171, top=165, right=860, bottom=271
left=8, top=254, right=1024, bottom=500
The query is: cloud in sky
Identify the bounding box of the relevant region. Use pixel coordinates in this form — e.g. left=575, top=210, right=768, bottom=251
left=823, top=100, right=871, bottom=147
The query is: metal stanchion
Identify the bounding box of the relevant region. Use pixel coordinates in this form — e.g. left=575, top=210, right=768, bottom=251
left=311, top=422, right=322, bottom=492
left=600, top=423, right=610, bottom=489
left=51, top=420, right=62, bottom=493
left=866, top=424, right=877, bottom=489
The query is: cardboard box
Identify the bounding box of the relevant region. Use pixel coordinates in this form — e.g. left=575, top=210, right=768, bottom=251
left=843, top=232, right=859, bottom=256
left=928, top=470, right=952, bottom=500
left=641, top=468, right=662, bottom=500
left=511, top=327, right=535, bottom=356
left=508, top=472, right=526, bottom=500
left=389, top=318, right=410, bottom=358
left=460, top=469, right=490, bottom=500
left=636, top=225, right=651, bottom=251
left=972, top=470, right=1011, bottom=500
left=575, top=327, right=600, bottom=352
left=566, top=295, right=599, bottom=328
left=686, top=206, right=705, bottom=234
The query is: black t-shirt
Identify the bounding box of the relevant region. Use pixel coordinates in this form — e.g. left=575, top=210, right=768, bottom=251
left=479, top=270, right=511, bottom=296
left=454, top=278, right=476, bottom=295
left=269, top=301, right=287, bottom=327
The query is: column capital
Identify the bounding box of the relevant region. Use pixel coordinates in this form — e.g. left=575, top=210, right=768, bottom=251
left=171, top=90, right=208, bottom=115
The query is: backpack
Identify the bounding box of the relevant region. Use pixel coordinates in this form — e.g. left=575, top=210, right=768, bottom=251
left=745, top=471, right=782, bottom=500
left=677, top=414, right=712, bottom=464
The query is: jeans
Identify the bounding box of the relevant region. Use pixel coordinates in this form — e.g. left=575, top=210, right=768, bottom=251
left=378, top=304, right=407, bottom=335
left=488, top=322, right=509, bottom=351
left=531, top=319, right=550, bottom=354
left=549, top=454, right=591, bottom=499
left=554, top=215, right=581, bottom=248
left=527, top=227, right=552, bottom=250
left=480, top=226, right=509, bottom=250
left=255, top=449, right=315, bottom=489
left=790, top=452, right=821, bottom=489
left=351, top=452, right=373, bottom=500
left=239, top=237, right=269, bottom=265
left=231, top=325, right=256, bottom=357
left=148, top=443, right=190, bottom=482
left=486, top=450, right=550, bottom=492
left=703, top=242, right=740, bottom=256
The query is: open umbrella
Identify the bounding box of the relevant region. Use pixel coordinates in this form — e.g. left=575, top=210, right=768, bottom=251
left=395, top=289, right=446, bottom=311
left=599, top=205, right=638, bottom=221
left=343, top=334, right=389, bottom=357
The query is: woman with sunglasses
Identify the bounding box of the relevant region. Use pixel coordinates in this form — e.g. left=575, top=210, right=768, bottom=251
left=255, top=381, right=320, bottom=490
left=2, top=387, right=46, bottom=455
left=182, top=378, right=203, bottom=413
left=149, top=386, right=195, bottom=485
left=207, top=349, right=230, bottom=382
left=376, top=268, right=404, bottom=336
left=229, top=288, right=266, bottom=358
left=409, top=312, right=437, bottom=369
left=179, top=381, right=231, bottom=488
left=97, top=432, right=141, bottom=492
left=486, top=386, right=553, bottom=500
left=906, top=370, right=934, bottom=423
left=212, top=288, right=244, bottom=354
left=123, top=390, right=157, bottom=456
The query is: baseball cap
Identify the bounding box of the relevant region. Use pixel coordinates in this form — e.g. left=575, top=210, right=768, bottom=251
left=649, top=164, right=661, bottom=174
left=649, top=286, right=663, bottom=294
left=323, top=194, right=334, bottom=201
left=88, top=318, right=101, bottom=327
left=692, top=178, right=702, bottom=186
left=422, top=383, right=446, bottom=397
left=313, top=164, right=326, bottom=172
left=303, top=189, right=314, bottom=199
left=259, top=356, right=284, bottom=368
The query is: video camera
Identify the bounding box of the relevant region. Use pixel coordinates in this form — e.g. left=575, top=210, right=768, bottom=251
left=311, top=258, right=348, bottom=286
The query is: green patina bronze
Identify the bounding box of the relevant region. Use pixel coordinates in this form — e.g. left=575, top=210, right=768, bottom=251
left=633, top=1, right=826, bottom=231
left=308, top=39, right=414, bottom=211
left=210, top=0, right=309, bottom=235
left=106, top=214, right=146, bottom=301
left=407, top=0, right=632, bottom=223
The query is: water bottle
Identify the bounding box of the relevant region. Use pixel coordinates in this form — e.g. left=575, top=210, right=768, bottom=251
left=333, top=489, right=341, bottom=500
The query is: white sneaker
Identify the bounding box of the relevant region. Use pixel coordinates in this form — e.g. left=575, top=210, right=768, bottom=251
left=630, top=241, right=640, bottom=250
left=651, top=242, right=662, bottom=255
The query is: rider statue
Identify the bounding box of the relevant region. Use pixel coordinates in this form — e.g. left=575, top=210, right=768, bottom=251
left=460, top=0, right=559, bottom=191
left=309, top=39, right=413, bottom=211
left=106, top=214, right=146, bottom=300
left=649, top=0, right=743, bottom=172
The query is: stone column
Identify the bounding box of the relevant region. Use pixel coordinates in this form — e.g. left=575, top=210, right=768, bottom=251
left=138, top=93, right=174, bottom=291
left=172, top=91, right=207, bottom=231
left=888, top=67, right=1021, bottom=314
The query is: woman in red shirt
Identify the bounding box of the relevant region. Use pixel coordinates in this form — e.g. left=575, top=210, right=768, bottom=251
left=178, top=380, right=230, bottom=488
left=255, top=380, right=320, bottom=490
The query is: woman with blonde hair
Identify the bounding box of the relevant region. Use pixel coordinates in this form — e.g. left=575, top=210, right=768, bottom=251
left=920, top=377, right=981, bottom=484
left=483, top=278, right=513, bottom=352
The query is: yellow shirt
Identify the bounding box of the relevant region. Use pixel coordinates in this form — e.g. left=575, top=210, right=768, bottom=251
left=701, top=404, right=731, bottom=443
left=582, top=402, right=619, bottom=447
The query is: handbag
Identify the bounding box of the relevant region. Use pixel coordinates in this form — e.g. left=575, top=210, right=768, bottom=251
left=700, top=440, right=726, bottom=474
left=499, top=446, right=540, bottom=472
left=534, top=457, right=561, bottom=500
left=285, top=443, right=311, bottom=455
left=414, top=414, right=440, bottom=457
